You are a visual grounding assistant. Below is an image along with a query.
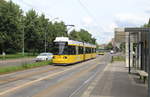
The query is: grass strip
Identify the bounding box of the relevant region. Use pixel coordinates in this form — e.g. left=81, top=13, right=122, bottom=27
left=0, top=61, right=52, bottom=75
left=111, top=56, right=125, bottom=62
left=0, top=53, right=38, bottom=60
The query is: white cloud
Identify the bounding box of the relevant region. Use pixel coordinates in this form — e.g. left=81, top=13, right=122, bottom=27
left=109, top=22, right=118, bottom=32
left=102, top=22, right=118, bottom=33
left=10, top=0, right=150, bottom=44
left=82, top=16, right=94, bottom=26
left=145, top=7, right=150, bottom=14
left=114, top=13, right=149, bottom=27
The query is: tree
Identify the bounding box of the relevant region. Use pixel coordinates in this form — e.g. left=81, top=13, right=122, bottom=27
left=0, top=0, right=97, bottom=54
left=24, top=9, right=40, bottom=54
left=44, top=21, right=68, bottom=52
left=36, top=14, right=49, bottom=52
left=143, top=18, right=150, bottom=27
left=24, top=10, right=67, bottom=53
left=0, top=0, right=23, bottom=53
left=52, top=21, right=67, bottom=37
left=105, top=42, right=113, bottom=50
left=69, top=30, right=81, bottom=41
left=69, top=29, right=97, bottom=44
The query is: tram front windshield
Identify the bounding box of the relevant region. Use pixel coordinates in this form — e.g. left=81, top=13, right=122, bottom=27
left=53, top=42, right=68, bottom=55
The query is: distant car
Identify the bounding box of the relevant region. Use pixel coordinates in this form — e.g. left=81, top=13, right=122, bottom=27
left=98, top=52, right=105, bottom=55
left=110, top=50, right=114, bottom=54
left=36, top=53, right=53, bottom=62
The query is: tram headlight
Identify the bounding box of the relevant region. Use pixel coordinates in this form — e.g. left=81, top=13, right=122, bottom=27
left=63, top=56, right=67, bottom=59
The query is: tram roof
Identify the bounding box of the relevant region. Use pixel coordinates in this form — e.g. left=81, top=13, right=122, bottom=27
left=54, top=37, right=96, bottom=48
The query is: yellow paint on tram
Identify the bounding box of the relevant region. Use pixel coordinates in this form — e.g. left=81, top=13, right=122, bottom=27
left=53, top=55, right=84, bottom=64
left=52, top=37, right=97, bottom=65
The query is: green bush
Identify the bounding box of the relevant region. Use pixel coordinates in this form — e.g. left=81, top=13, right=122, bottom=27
left=0, top=61, right=51, bottom=74
left=111, top=56, right=125, bottom=62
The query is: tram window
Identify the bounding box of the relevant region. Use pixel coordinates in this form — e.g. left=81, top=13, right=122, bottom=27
left=92, top=48, right=93, bottom=53
left=83, top=47, right=85, bottom=54
left=86, top=47, right=90, bottom=53
left=94, top=48, right=96, bottom=53
left=93, top=48, right=95, bottom=53
left=91, top=48, right=93, bottom=53
left=68, top=46, right=76, bottom=55
left=90, top=48, right=92, bottom=53
left=79, top=46, right=83, bottom=54
left=89, top=48, right=91, bottom=53
left=85, top=47, right=88, bottom=53
left=88, top=48, right=90, bottom=53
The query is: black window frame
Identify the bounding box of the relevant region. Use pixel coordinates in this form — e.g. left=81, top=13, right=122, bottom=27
left=68, top=45, right=76, bottom=55
left=79, top=46, right=84, bottom=54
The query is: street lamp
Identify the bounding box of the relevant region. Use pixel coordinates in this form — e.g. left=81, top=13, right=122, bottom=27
left=128, top=32, right=131, bottom=74
left=65, top=25, right=75, bottom=27
left=51, top=17, right=59, bottom=23
left=44, top=17, right=59, bottom=52
left=65, top=24, right=75, bottom=35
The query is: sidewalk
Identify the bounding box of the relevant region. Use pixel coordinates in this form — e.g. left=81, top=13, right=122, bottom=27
left=82, top=62, right=147, bottom=97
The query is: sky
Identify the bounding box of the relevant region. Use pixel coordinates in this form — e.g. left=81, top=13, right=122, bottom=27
left=10, top=0, right=150, bottom=44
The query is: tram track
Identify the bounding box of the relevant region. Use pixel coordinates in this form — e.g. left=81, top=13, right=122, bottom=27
left=32, top=61, right=100, bottom=97
left=31, top=54, right=110, bottom=97
left=0, top=56, right=103, bottom=96
left=0, top=57, right=98, bottom=85
left=0, top=66, right=61, bottom=85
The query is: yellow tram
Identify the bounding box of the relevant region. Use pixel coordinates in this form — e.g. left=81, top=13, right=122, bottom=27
left=52, top=37, right=96, bottom=65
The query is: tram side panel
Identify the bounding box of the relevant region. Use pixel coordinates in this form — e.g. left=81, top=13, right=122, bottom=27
left=84, top=47, right=93, bottom=60
left=53, top=47, right=96, bottom=64
left=53, top=54, right=84, bottom=64
left=53, top=45, right=84, bottom=64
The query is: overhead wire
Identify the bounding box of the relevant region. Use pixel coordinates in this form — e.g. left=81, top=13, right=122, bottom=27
left=76, top=0, right=109, bottom=43
left=20, top=0, right=108, bottom=43
left=77, top=0, right=105, bottom=31
left=19, top=0, right=53, bottom=18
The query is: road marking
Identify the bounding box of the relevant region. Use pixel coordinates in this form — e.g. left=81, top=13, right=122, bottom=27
left=81, top=63, right=111, bottom=97
left=69, top=65, right=100, bottom=97
left=0, top=61, right=96, bottom=96
left=0, top=67, right=60, bottom=84
left=90, top=96, right=114, bottom=97
left=32, top=62, right=99, bottom=97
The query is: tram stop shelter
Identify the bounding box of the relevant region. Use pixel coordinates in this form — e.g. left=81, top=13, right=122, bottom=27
left=115, top=28, right=150, bottom=97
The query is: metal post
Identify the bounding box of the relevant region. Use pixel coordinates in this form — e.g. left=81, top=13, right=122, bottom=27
left=149, top=65, right=150, bottom=97
left=128, top=32, right=131, bottom=74
left=148, top=29, right=150, bottom=97
left=44, top=17, right=59, bottom=53
left=45, top=29, right=47, bottom=53
left=65, top=24, right=75, bottom=36
left=22, top=22, right=25, bottom=56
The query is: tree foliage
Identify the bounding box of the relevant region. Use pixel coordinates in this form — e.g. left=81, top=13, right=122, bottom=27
left=0, top=0, right=23, bottom=53
left=143, top=18, right=150, bottom=27
left=69, top=29, right=96, bottom=44
left=105, top=42, right=113, bottom=50
left=0, top=0, right=96, bottom=54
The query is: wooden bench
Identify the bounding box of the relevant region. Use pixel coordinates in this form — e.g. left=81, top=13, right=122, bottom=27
left=137, top=70, right=148, bottom=83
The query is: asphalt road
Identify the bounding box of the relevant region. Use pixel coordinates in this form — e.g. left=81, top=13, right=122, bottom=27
left=0, top=54, right=111, bottom=97
left=0, top=57, right=35, bottom=68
